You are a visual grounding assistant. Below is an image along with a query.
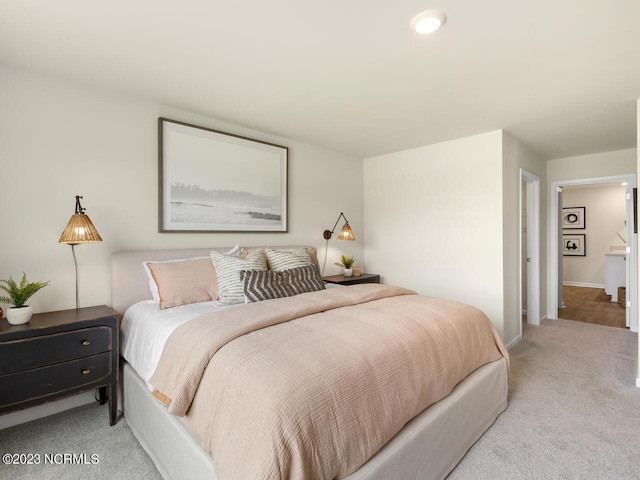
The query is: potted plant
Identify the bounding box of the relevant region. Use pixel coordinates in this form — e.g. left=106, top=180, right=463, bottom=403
left=0, top=273, right=49, bottom=325
left=335, top=255, right=356, bottom=277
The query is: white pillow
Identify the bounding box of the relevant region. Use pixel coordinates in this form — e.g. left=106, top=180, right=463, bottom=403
left=143, top=245, right=241, bottom=302
left=211, top=250, right=267, bottom=305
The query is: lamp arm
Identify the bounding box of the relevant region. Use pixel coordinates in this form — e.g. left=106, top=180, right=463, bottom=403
left=71, top=244, right=80, bottom=309
left=75, top=195, right=86, bottom=215
left=323, top=212, right=349, bottom=240
left=330, top=212, right=349, bottom=234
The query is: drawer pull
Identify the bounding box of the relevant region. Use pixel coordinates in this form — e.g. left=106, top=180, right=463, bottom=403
left=82, top=340, right=91, bottom=346
left=82, top=369, right=91, bottom=375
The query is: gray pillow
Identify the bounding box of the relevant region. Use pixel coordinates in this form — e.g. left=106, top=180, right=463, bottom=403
left=241, top=265, right=325, bottom=303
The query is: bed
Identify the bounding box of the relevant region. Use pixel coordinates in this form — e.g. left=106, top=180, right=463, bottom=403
left=112, top=246, right=508, bottom=480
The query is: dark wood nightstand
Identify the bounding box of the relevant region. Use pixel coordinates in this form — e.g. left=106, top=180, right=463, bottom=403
left=323, top=273, right=381, bottom=286
left=0, top=305, right=119, bottom=425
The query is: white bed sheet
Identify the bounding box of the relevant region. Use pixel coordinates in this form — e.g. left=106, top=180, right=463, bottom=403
left=121, top=300, right=231, bottom=389
left=120, top=284, right=342, bottom=390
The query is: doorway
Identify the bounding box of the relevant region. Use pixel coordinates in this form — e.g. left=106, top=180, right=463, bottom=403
left=559, top=183, right=628, bottom=328
left=520, top=169, right=541, bottom=338
left=549, top=175, right=638, bottom=333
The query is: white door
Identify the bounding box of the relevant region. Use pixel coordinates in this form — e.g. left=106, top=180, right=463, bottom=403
left=625, top=185, right=637, bottom=331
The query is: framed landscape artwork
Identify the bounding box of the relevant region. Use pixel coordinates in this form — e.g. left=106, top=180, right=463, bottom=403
left=159, top=118, right=288, bottom=232
left=562, top=206, right=585, bottom=229
left=562, top=234, right=586, bottom=256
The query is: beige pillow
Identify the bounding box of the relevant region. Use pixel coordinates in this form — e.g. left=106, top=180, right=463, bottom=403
left=306, top=247, right=320, bottom=270
left=146, top=258, right=218, bottom=309
left=248, top=247, right=319, bottom=271
left=265, top=247, right=313, bottom=271
left=143, top=245, right=242, bottom=301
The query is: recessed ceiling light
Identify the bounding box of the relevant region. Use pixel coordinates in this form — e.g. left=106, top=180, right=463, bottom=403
left=410, top=10, right=447, bottom=35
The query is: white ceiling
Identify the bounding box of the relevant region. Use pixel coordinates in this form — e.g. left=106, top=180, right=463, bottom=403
left=1, top=1, right=639, bottom=159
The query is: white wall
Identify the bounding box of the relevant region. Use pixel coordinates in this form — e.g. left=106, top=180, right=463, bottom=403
left=363, top=130, right=545, bottom=346
left=363, top=131, right=506, bottom=337
left=502, top=132, right=547, bottom=342
left=562, top=184, right=627, bottom=286
left=548, top=148, right=636, bottom=182
left=0, top=65, right=364, bottom=313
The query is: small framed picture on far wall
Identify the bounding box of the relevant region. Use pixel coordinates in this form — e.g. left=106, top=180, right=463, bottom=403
left=562, top=206, right=585, bottom=229
left=563, top=234, right=586, bottom=256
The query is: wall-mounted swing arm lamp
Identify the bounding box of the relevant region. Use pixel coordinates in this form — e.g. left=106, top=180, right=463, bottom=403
left=321, top=212, right=355, bottom=276
left=59, top=195, right=103, bottom=309
left=323, top=212, right=355, bottom=241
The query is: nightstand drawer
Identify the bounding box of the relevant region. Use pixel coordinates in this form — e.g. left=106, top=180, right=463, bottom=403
left=0, top=352, right=113, bottom=409
left=0, top=326, right=113, bottom=375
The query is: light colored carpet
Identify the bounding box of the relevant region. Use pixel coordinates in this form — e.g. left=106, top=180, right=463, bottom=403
left=448, top=318, right=640, bottom=479
left=0, top=404, right=162, bottom=480
left=1, top=319, right=638, bottom=480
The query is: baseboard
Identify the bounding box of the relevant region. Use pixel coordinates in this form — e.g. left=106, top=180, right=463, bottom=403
left=523, top=314, right=548, bottom=326
left=563, top=281, right=605, bottom=289
left=506, top=334, right=522, bottom=350
left=0, top=391, right=95, bottom=430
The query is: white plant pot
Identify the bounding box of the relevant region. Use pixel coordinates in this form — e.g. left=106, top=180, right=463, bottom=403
left=6, top=305, right=33, bottom=325
left=343, top=268, right=353, bottom=277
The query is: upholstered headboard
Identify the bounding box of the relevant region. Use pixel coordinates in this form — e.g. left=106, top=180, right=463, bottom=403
left=111, top=246, right=318, bottom=314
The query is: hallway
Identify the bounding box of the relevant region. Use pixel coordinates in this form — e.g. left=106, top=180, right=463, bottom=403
left=558, top=285, right=626, bottom=329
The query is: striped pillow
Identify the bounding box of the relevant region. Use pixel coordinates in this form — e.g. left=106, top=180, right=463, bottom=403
left=211, top=250, right=267, bottom=305
left=265, top=247, right=313, bottom=271
left=241, top=265, right=325, bottom=303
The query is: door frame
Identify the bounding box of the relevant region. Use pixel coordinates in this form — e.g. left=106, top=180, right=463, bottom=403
left=548, top=174, right=637, bottom=333
left=520, top=169, right=541, bottom=334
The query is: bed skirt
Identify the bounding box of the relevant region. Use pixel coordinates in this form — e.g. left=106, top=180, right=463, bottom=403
left=122, top=357, right=508, bottom=480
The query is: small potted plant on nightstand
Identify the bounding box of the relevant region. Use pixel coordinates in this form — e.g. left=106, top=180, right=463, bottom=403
left=0, top=273, right=49, bottom=325
left=335, top=255, right=356, bottom=277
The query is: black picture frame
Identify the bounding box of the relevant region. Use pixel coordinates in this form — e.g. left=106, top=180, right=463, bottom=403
left=562, top=206, right=585, bottom=229
left=158, top=118, right=288, bottom=233
left=562, top=234, right=586, bottom=256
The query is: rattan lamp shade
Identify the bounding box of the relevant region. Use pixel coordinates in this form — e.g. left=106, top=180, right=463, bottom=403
left=59, top=214, right=103, bottom=245
left=323, top=212, right=356, bottom=241
left=337, top=224, right=355, bottom=241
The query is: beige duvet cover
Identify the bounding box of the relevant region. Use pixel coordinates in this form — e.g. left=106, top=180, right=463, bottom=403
left=150, top=284, right=508, bottom=480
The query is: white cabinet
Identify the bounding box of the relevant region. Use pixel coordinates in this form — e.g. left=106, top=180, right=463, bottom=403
left=605, top=252, right=626, bottom=302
